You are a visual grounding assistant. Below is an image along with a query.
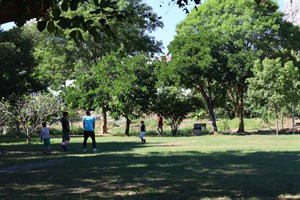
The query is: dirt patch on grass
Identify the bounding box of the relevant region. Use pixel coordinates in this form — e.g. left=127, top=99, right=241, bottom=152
left=0, top=159, right=64, bottom=173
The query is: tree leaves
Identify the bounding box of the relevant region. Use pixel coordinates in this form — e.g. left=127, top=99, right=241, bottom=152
left=47, top=21, right=56, bottom=33
left=57, top=17, right=71, bottom=29
left=70, top=0, right=80, bottom=11
left=69, top=30, right=83, bottom=41
left=61, top=1, right=69, bottom=12
left=52, top=7, right=61, bottom=18
left=37, top=21, right=47, bottom=32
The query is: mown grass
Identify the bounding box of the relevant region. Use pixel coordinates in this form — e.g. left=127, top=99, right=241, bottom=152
left=1, top=135, right=300, bottom=199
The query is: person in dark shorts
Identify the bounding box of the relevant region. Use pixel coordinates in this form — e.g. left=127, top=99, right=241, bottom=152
left=83, top=111, right=97, bottom=152
left=60, top=112, right=70, bottom=151
left=140, top=121, right=146, bottom=144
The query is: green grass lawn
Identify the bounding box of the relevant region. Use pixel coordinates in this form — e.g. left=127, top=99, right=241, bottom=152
left=1, top=135, right=300, bottom=199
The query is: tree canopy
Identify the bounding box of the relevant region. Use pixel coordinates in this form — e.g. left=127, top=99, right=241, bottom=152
left=167, top=0, right=300, bottom=133
left=0, top=0, right=272, bottom=40
left=0, top=27, right=47, bottom=101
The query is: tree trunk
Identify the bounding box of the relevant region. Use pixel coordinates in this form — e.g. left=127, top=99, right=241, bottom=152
left=170, top=120, right=178, bottom=136
left=207, top=102, right=218, bottom=133
left=197, top=86, right=218, bottom=133
left=237, top=87, right=245, bottom=133
left=281, top=112, right=284, bottom=130
left=101, top=106, right=108, bottom=134
left=25, top=128, right=30, bottom=144
left=275, top=109, right=279, bottom=135
left=124, top=116, right=131, bottom=136
left=15, top=120, right=20, bottom=138
left=292, top=105, right=295, bottom=134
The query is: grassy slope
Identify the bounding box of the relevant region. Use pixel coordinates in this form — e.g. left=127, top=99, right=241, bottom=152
left=1, top=135, right=300, bottom=199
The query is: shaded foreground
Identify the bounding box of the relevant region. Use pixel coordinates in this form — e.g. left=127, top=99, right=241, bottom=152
left=1, top=135, right=300, bottom=199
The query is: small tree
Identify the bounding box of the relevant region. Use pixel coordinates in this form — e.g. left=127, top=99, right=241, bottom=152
left=247, top=58, right=300, bottom=135
left=0, top=99, right=13, bottom=131
left=10, top=94, right=62, bottom=143
left=152, top=87, right=203, bottom=135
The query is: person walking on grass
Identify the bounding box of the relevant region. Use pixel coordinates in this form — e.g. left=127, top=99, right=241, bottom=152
left=157, top=114, right=163, bottom=136
left=83, top=110, right=97, bottom=152
left=60, top=111, right=70, bottom=152
left=140, top=120, right=146, bottom=144
left=40, top=122, right=51, bottom=154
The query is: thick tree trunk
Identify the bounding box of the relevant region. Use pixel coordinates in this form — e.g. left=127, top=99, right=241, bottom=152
left=124, top=116, right=131, bottom=136
left=207, top=102, right=218, bottom=133
left=101, top=106, right=108, bottom=134
left=170, top=119, right=178, bottom=136
left=237, top=87, right=245, bottom=133
left=197, top=86, right=218, bottom=133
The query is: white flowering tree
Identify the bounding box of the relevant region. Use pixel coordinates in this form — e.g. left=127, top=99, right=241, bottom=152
left=1, top=94, right=63, bottom=143
left=0, top=99, right=13, bottom=134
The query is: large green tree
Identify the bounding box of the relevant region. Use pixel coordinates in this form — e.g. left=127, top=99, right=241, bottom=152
left=0, top=0, right=201, bottom=26
left=109, top=54, right=157, bottom=136
left=0, top=0, right=272, bottom=27
left=62, top=53, right=118, bottom=134
left=168, top=22, right=229, bottom=133
left=0, top=27, right=47, bottom=101
left=35, top=0, right=162, bottom=88
left=64, top=53, right=157, bottom=135
left=168, top=0, right=299, bottom=133
left=56, top=0, right=162, bottom=133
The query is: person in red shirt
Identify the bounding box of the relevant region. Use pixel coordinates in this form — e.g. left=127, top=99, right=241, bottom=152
left=157, top=114, right=163, bottom=136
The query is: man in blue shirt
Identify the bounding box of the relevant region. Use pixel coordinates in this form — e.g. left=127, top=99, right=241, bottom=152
left=83, top=111, right=97, bottom=152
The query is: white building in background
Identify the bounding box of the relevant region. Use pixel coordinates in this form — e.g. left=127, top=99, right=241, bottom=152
left=285, top=0, right=300, bottom=25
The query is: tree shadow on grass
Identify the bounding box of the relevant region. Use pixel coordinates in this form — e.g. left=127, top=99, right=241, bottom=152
left=0, top=140, right=150, bottom=169
left=1, top=140, right=300, bottom=200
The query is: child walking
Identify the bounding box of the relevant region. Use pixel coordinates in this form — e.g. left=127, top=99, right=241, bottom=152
left=40, top=122, right=51, bottom=154
left=61, top=139, right=69, bottom=152
left=140, top=121, right=146, bottom=144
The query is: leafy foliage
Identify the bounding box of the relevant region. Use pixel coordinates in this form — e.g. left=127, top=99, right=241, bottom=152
left=34, top=0, right=163, bottom=90
left=0, top=99, right=13, bottom=127
left=152, top=87, right=203, bottom=135
left=168, top=0, right=300, bottom=133
left=247, top=58, right=300, bottom=134
left=108, top=54, right=157, bottom=135
left=0, top=27, right=47, bottom=101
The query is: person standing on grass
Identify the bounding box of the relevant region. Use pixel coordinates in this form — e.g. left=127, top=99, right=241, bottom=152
left=157, top=114, right=163, bottom=136
left=60, top=111, right=70, bottom=151
left=140, top=120, right=146, bottom=144
left=40, top=122, right=51, bottom=154
left=83, top=110, right=97, bottom=152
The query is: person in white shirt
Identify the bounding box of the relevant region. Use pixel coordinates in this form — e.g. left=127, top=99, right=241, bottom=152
left=40, top=122, right=51, bottom=154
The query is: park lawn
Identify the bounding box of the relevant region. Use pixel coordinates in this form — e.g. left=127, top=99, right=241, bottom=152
left=1, top=135, right=300, bottom=199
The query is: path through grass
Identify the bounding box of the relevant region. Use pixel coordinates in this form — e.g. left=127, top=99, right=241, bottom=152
left=1, top=135, right=300, bottom=199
